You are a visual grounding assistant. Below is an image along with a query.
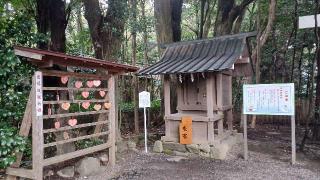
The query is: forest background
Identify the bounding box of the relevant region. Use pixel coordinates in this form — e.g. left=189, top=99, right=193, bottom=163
left=0, top=0, right=319, bottom=169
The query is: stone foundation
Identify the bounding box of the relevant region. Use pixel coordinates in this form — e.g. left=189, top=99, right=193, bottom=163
left=154, top=132, right=243, bottom=160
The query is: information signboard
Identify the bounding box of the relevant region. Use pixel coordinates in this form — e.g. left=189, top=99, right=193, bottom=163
left=139, top=91, right=150, bottom=108
left=243, top=83, right=295, bottom=116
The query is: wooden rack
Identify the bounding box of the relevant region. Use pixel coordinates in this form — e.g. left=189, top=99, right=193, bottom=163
left=6, top=70, right=116, bottom=180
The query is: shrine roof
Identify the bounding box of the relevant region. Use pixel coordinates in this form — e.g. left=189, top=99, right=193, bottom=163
left=14, top=46, right=139, bottom=74
left=138, top=32, right=256, bottom=75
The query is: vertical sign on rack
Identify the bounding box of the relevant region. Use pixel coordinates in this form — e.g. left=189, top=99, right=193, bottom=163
left=243, top=83, right=295, bottom=164
left=139, top=91, right=150, bottom=153
left=35, top=71, right=43, bottom=116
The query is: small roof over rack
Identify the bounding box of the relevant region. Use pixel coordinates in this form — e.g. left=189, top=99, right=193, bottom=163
left=138, top=32, right=256, bottom=75
left=14, top=46, right=139, bottom=74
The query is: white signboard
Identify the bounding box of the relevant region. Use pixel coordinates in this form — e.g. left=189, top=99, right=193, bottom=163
left=35, top=71, right=43, bottom=116
left=243, top=83, right=295, bottom=116
left=299, top=14, right=320, bottom=29
left=139, top=91, right=150, bottom=108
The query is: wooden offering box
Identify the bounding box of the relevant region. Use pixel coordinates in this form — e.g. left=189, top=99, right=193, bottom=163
left=139, top=32, right=255, bottom=145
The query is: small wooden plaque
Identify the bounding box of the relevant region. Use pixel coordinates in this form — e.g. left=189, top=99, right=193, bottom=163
left=179, top=116, right=192, bottom=144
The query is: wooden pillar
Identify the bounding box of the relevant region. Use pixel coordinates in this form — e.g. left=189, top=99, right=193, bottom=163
left=216, top=73, right=224, bottom=136
left=32, top=73, right=44, bottom=180
left=164, top=75, right=171, bottom=138
left=164, top=75, right=171, bottom=116
left=227, top=75, right=233, bottom=130
left=206, top=74, right=215, bottom=142
left=108, top=75, right=116, bottom=166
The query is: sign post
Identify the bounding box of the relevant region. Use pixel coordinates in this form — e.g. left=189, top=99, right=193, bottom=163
left=242, top=83, right=295, bottom=164
left=139, top=91, right=150, bottom=153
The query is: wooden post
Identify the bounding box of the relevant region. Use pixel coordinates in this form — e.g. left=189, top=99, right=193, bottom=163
left=164, top=75, right=171, bottom=116
left=108, top=75, right=116, bottom=166
left=164, top=75, right=171, bottom=138
left=216, top=73, right=224, bottom=136
left=227, top=75, right=233, bottom=130
left=32, top=73, right=44, bottom=180
left=291, top=115, right=296, bottom=164
left=206, top=74, right=215, bottom=142
left=243, top=114, right=248, bottom=160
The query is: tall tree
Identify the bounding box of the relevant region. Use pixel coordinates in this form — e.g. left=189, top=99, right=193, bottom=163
left=214, top=0, right=255, bottom=36
left=83, top=0, right=127, bottom=60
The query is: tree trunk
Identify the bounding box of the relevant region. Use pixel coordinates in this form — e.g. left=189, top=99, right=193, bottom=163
left=83, top=0, right=126, bottom=60
left=48, top=0, right=67, bottom=52
left=36, top=0, right=49, bottom=49
left=214, top=0, right=255, bottom=36
left=130, top=0, right=139, bottom=133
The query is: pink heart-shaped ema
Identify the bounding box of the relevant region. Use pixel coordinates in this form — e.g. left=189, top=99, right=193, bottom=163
left=81, top=102, right=90, bottom=109
left=93, top=80, right=101, bottom=87
left=61, top=76, right=68, bottom=84
left=86, top=81, right=94, bottom=88
left=81, top=91, right=89, bottom=98
left=104, top=102, right=111, bottom=109
left=54, top=121, right=61, bottom=129
left=99, top=91, right=105, bottom=97
left=94, top=104, right=101, bottom=111
left=61, top=102, right=70, bottom=110
left=68, top=118, right=77, bottom=126
left=75, top=81, right=83, bottom=88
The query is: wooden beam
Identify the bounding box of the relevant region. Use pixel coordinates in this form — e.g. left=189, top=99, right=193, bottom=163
left=41, top=70, right=111, bottom=80
left=6, top=168, right=34, bottom=179
left=44, top=131, right=110, bottom=148
left=206, top=74, right=215, bottom=143
left=108, top=75, right=116, bottom=166
left=43, top=121, right=109, bottom=133
left=43, top=143, right=111, bottom=166
left=43, top=87, right=109, bottom=91
left=43, top=110, right=109, bottom=119
left=14, top=49, right=43, bottom=60
left=43, top=99, right=106, bottom=105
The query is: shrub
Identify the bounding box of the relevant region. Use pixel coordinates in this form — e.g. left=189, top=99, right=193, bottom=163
left=0, top=123, right=27, bottom=169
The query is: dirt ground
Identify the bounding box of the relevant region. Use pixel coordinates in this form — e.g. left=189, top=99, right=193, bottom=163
left=77, top=125, right=320, bottom=180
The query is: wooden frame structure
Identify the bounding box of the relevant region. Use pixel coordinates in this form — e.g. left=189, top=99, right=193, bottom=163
left=6, top=46, right=138, bottom=180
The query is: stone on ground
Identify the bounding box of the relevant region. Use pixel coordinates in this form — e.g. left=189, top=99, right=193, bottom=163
left=186, top=144, right=200, bottom=154
left=163, top=142, right=187, bottom=152
left=199, top=144, right=211, bottom=153
left=76, top=157, right=101, bottom=176
left=127, top=141, right=137, bottom=150
left=98, top=153, right=109, bottom=166
left=166, top=156, right=187, bottom=162
left=57, top=166, right=74, bottom=178
left=116, top=141, right=128, bottom=153
left=153, top=140, right=163, bottom=153
left=173, top=151, right=190, bottom=157
left=210, top=143, right=230, bottom=160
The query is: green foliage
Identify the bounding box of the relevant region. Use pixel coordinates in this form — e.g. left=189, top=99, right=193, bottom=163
left=75, top=139, right=104, bottom=150
left=0, top=123, right=27, bottom=169
left=120, top=99, right=161, bottom=113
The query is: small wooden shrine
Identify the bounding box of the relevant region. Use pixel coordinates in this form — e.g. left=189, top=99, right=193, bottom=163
left=139, top=32, right=255, bottom=145
left=6, top=46, right=138, bottom=180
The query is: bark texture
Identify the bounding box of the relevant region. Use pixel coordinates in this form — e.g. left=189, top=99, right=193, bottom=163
left=83, top=0, right=126, bottom=60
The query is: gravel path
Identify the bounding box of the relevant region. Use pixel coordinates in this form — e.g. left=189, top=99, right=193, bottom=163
left=77, top=141, right=320, bottom=180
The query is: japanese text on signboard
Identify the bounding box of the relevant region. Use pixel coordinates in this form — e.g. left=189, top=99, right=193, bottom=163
left=243, top=83, right=295, bottom=115
left=35, top=71, right=43, bottom=116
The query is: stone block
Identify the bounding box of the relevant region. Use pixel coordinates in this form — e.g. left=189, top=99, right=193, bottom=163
left=153, top=140, right=163, bottom=153
left=76, top=157, right=101, bottom=176
left=186, top=144, right=200, bottom=154
left=163, top=142, right=187, bottom=152
left=199, top=144, right=211, bottom=153
left=57, top=166, right=74, bottom=178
